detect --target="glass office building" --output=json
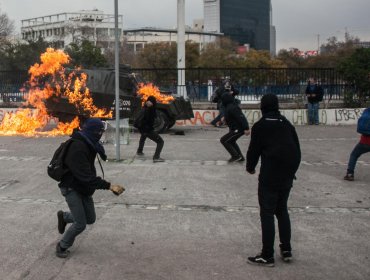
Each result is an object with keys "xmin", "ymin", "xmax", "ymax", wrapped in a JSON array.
[{"xmin": 204, "ymin": 0, "xmax": 274, "ymax": 52}]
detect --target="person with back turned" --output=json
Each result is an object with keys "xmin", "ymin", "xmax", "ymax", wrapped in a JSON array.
[{"xmin": 246, "ymin": 94, "xmax": 301, "ymax": 267}]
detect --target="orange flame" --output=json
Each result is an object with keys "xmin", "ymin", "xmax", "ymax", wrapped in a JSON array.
[
  {"xmin": 0, "ymin": 48, "xmax": 112, "ymax": 136},
  {"xmin": 137, "ymin": 83, "xmax": 174, "ymax": 105}
]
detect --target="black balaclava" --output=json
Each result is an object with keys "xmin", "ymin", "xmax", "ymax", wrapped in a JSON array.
[
  {"xmin": 79, "ymin": 118, "xmax": 107, "ymax": 160},
  {"xmin": 260, "ymin": 94, "xmax": 279, "ymax": 115},
  {"xmin": 146, "ymin": 96, "xmax": 157, "ymax": 108}
]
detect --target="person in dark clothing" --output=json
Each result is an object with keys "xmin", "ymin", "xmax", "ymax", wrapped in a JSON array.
[
  {"xmin": 210, "ymin": 78, "xmax": 240, "ymax": 127},
  {"xmin": 136, "ymin": 96, "xmax": 165, "ymax": 162},
  {"xmin": 246, "ymin": 94, "xmax": 301, "ymax": 267},
  {"xmin": 305, "ymin": 78, "xmax": 323, "ymax": 125},
  {"xmin": 220, "ymin": 93, "xmax": 250, "ymax": 162},
  {"xmin": 56, "ymin": 118, "xmax": 125, "ymax": 258}
]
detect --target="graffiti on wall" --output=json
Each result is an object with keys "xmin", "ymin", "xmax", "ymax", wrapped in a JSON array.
[
  {"xmin": 175, "ymin": 108, "xmax": 365, "ymax": 126},
  {"xmin": 335, "ymin": 108, "xmax": 364, "ymax": 122}
]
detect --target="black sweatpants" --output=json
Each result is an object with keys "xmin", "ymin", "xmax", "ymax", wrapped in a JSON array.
[
  {"xmin": 220, "ymin": 130, "xmax": 244, "ymax": 158},
  {"xmin": 137, "ymin": 130, "xmax": 164, "ymax": 159}
]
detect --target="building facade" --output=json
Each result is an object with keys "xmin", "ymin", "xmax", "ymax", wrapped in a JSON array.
[
  {"xmin": 204, "ymin": 0, "xmax": 275, "ymax": 54},
  {"xmin": 21, "ymin": 10, "xmax": 123, "ymax": 50},
  {"xmin": 124, "ymin": 25, "xmax": 223, "ymax": 53}
]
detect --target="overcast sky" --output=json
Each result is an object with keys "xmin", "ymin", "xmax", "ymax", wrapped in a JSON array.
[{"xmin": 1, "ymin": 0, "xmax": 370, "ymax": 51}]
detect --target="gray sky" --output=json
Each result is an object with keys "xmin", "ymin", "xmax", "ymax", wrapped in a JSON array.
[{"xmin": 1, "ymin": 0, "xmax": 370, "ymax": 51}]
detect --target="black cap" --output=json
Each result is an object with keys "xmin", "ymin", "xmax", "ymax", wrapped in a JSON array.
[{"xmin": 260, "ymin": 94, "xmax": 279, "ymax": 115}]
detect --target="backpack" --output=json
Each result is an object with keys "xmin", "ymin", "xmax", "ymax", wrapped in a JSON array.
[
  {"xmin": 133, "ymin": 109, "xmax": 145, "ymax": 129},
  {"xmin": 47, "ymin": 139, "xmax": 74, "ymax": 181},
  {"xmin": 357, "ymin": 108, "xmax": 370, "ymax": 135}
]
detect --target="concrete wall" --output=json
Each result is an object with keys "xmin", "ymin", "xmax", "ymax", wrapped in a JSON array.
[
  {"xmin": 0, "ymin": 107, "xmax": 365, "ymax": 127},
  {"xmin": 175, "ymin": 108, "xmax": 366, "ymax": 126}
]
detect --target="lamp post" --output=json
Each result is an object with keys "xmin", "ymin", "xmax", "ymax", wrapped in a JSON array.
[
  {"xmin": 114, "ymin": 0, "xmax": 120, "ymax": 160},
  {"xmin": 177, "ymin": 0, "xmax": 186, "ymax": 98}
]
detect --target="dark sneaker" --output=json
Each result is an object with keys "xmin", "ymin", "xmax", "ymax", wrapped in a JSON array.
[
  {"xmin": 153, "ymin": 157, "xmax": 165, "ymax": 163},
  {"xmin": 236, "ymin": 156, "xmax": 245, "ymax": 162},
  {"xmin": 228, "ymin": 156, "xmax": 243, "ymax": 163},
  {"xmin": 280, "ymin": 250, "xmax": 293, "ymax": 262},
  {"xmin": 247, "ymin": 255, "xmax": 275, "ymax": 267},
  {"xmin": 56, "ymin": 242, "xmax": 70, "ymax": 258},
  {"xmin": 57, "ymin": 211, "xmax": 66, "ymax": 234},
  {"xmin": 343, "ymin": 174, "xmax": 354, "ymax": 181},
  {"xmin": 136, "ymin": 152, "xmax": 144, "ymax": 156}
]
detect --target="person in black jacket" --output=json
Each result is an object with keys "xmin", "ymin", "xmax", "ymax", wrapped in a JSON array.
[
  {"xmin": 305, "ymin": 77, "xmax": 323, "ymax": 125},
  {"xmin": 56, "ymin": 118, "xmax": 124, "ymax": 258},
  {"xmin": 210, "ymin": 77, "xmax": 240, "ymax": 127},
  {"xmin": 246, "ymin": 94, "xmax": 301, "ymax": 267},
  {"xmin": 220, "ymin": 93, "xmax": 250, "ymax": 162},
  {"xmin": 136, "ymin": 96, "xmax": 165, "ymax": 162}
]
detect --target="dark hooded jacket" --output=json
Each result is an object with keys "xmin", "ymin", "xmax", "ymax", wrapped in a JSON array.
[
  {"xmin": 140, "ymin": 96, "xmax": 158, "ymax": 133},
  {"xmin": 59, "ymin": 119, "xmax": 110, "ymax": 196},
  {"xmin": 246, "ymin": 94, "xmax": 301, "ymax": 188},
  {"xmin": 222, "ymin": 94, "xmax": 249, "ymax": 132}
]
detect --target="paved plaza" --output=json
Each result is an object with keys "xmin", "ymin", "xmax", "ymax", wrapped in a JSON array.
[{"xmin": 0, "ymin": 124, "xmax": 369, "ymax": 280}]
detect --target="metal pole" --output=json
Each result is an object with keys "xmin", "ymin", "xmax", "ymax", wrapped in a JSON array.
[
  {"xmin": 177, "ymin": 0, "xmax": 186, "ymax": 98},
  {"xmin": 114, "ymin": 0, "xmax": 120, "ymax": 160}
]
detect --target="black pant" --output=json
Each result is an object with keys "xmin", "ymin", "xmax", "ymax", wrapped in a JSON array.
[
  {"xmin": 137, "ymin": 130, "xmax": 164, "ymax": 159},
  {"xmin": 258, "ymin": 184, "xmax": 292, "ymax": 258},
  {"xmin": 220, "ymin": 130, "xmax": 244, "ymax": 158}
]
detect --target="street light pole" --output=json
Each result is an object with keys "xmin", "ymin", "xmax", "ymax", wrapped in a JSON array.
[
  {"xmin": 177, "ymin": 0, "xmax": 186, "ymax": 98},
  {"xmin": 114, "ymin": 0, "xmax": 120, "ymax": 160}
]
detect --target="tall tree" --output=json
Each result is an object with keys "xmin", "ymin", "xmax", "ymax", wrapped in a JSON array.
[
  {"xmin": 338, "ymin": 48, "xmax": 370, "ymax": 106},
  {"xmin": 0, "ymin": 8, "xmax": 14, "ymax": 40},
  {"xmin": 65, "ymin": 40, "xmax": 107, "ymax": 68},
  {"xmin": 0, "ymin": 38, "xmax": 50, "ymax": 71}
]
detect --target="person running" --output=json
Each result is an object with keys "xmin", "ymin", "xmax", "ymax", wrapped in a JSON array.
[{"xmin": 56, "ymin": 118, "xmax": 124, "ymax": 258}]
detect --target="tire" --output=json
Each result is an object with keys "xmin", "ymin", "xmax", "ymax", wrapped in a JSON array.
[{"xmin": 153, "ymin": 110, "xmax": 169, "ymax": 133}]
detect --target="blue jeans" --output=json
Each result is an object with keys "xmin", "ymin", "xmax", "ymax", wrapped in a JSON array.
[
  {"xmin": 59, "ymin": 187, "xmax": 96, "ymax": 249},
  {"xmin": 347, "ymin": 143, "xmax": 370, "ymax": 174},
  {"xmin": 258, "ymin": 184, "xmax": 292, "ymax": 258},
  {"xmin": 307, "ymin": 102, "xmax": 319, "ymax": 124}
]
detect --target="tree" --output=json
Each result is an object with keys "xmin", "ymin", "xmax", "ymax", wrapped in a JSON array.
[
  {"xmin": 198, "ymin": 37, "xmax": 240, "ymax": 68},
  {"xmin": 277, "ymin": 49, "xmax": 305, "ymax": 68},
  {"xmin": 65, "ymin": 40, "xmax": 107, "ymax": 68},
  {"xmin": 338, "ymin": 48, "xmax": 370, "ymax": 106},
  {"xmin": 0, "ymin": 8, "xmax": 14, "ymax": 40},
  {"xmin": 0, "ymin": 38, "xmax": 50, "ymax": 71},
  {"xmin": 135, "ymin": 42, "xmax": 177, "ymax": 69}
]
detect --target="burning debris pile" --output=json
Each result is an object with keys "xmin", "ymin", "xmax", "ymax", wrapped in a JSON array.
[{"xmin": 0, "ymin": 48, "xmax": 112, "ymax": 136}]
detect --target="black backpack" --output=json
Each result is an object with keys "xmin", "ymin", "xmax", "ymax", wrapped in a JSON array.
[
  {"xmin": 47, "ymin": 139, "xmax": 74, "ymax": 181},
  {"xmin": 133, "ymin": 109, "xmax": 145, "ymax": 129}
]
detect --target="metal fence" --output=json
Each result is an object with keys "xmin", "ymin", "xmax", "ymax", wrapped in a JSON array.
[
  {"xmin": 133, "ymin": 67, "xmax": 350, "ymax": 102},
  {"xmin": 0, "ymin": 68, "xmax": 350, "ymax": 104}
]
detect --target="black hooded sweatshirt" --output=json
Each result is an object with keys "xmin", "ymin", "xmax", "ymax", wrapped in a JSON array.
[
  {"xmin": 222, "ymin": 94, "xmax": 249, "ymax": 132},
  {"xmin": 59, "ymin": 132, "xmax": 110, "ymax": 196},
  {"xmin": 246, "ymin": 94, "xmax": 301, "ymax": 188},
  {"xmin": 140, "ymin": 96, "xmax": 158, "ymax": 133}
]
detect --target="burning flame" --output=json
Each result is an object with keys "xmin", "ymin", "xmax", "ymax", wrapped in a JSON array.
[
  {"xmin": 137, "ymin": 83, "xmax": 174, "ymax": 105},
  {"xmin": 0, "ymin": 48, "xmax": 112, "ymax": 136}
]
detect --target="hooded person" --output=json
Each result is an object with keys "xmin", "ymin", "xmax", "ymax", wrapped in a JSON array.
[
  {"xmin": 136, "ymin": 96, "xmax": 165, "ymax": 162},
  {"xmin": 246, "ymin": 94, "xmax": 301, "ymax": 267},
  {"xmin": 219, "ymin": 93, "xmax": 250, "ymax": 162},
  {"xmin": 55, "ymin": 118, "xmax": 124, "ymax": 258}
]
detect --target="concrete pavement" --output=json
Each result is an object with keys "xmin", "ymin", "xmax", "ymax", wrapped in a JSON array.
[{"xmin": 0, "ymin": 125, "xmax": 369, "ymax": 280}]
